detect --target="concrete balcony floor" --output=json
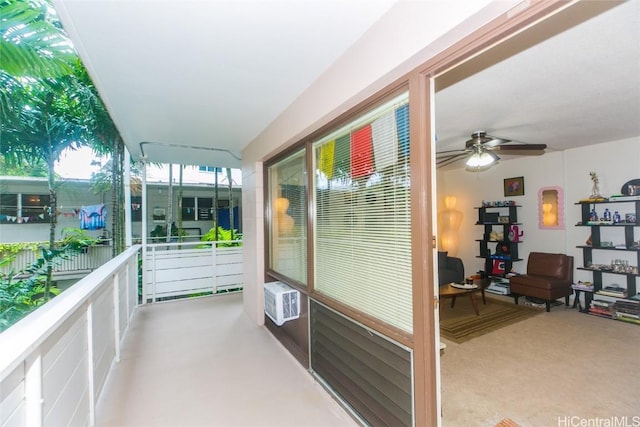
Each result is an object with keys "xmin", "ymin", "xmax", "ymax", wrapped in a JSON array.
[{"xmin": 96, "ymin": 293, "xmax": 357, "ymax": 427}]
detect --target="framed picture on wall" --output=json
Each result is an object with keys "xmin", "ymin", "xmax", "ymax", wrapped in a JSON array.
[{"xmin": 504, "ymin": 176, "xmax": 525, "ymax": 197}]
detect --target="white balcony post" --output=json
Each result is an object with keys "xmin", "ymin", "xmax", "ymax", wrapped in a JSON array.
[
  {"xmin": 87, "ymin": 302, "xmax": 96, "ymax": 426},
  {"xmin": 24, "ymin": 351, "xmax": 43, "ymax": 427},
  {"xmin": 113, "ymin": 273, "xmax": 121, "ymax": 363},
  {"xmin": 151, "ymin": 247, "xmax": 157, "ymax": 303},
  {"xmin": 142, "ymin": 160, "xmax": 148, "ymax": 304},
  {"xmin": 124, "ymin": 149, "xmax": 133, "ymax": 248}
]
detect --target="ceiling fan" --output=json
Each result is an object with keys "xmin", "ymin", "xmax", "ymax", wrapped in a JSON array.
[{"xmin": 436, "ymin": 131, "xmax": 547, "ymax": 169}]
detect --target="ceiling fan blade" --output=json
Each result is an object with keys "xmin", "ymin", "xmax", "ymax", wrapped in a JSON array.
[
  {"xmin": 436, "ymin": 152, "xmax": 469, "ymax": 167},
  {"xmin": 492, "ymin": 143, "xmax": 547, "ymax": 152},
  {"xmin": 482, "ymin": 137, "xmax": 511, "ymax": 147},
  {"xmin": 436, "ymin": 148, "xmax": 468, "ymax": 157}
]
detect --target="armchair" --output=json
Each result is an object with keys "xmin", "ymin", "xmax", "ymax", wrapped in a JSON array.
[
  {"xmin": 438, "ymin": 251, "xmax": 464, "ymax": 286},
  {"xmin": 509, "ymin": 252, "xmax": 574, "ymax": 312}
]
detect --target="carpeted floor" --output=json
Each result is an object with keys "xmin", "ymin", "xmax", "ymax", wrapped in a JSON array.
[
  {"xmin": 440, "ymin": 298, "xmax": 640, "ymax": 426},
  {"xmin": 440, "ymin": 295, "xmax": 542, "ymax": 343}
]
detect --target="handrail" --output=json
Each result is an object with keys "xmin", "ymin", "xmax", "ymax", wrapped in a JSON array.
[{"xmin": 0, "ymin": 245, "xmax": 140, "ymax": 381}]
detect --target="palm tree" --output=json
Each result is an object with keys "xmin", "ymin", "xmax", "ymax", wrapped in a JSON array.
[
  {"xmin": 1, "ymin": 0, "xmax": 124, "ymax": 299},
  {"xmin": 0, "ymin": 0, "xmax": 76, "ymax": 123},
  {"xmin": 1, "ymin": 75, "xmax": 91, "ymax": 298}
]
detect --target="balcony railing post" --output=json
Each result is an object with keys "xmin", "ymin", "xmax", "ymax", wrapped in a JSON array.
[
  {"xmin": 151, "ymin": 246, "xmax": 157, "ymax": 303},
  {"xmin": 113, "ymin": 273, "xmax": 121, "ymax": 363},
  {"xmin": 25, "ymin": 351, "xmax": 43, "ymax": 427},
  {"xmin": 87, "ymin": 302, "xmax": 96, "ymax": 426},
  {"xmin": 211, "ymin": 242, "xmax": 217, "ymax": 294}
]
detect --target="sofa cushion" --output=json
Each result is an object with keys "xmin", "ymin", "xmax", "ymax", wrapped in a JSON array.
[
  {"xmin": 526, "ymin": 252, "xmax": 571, "ymax": 279},
  {"xmin": 510, "ymin": 275, "xmax": 571, "ymax": 290},
  {"xmin": 438, "ymin": 251, "xmax": 448, "ymax": 267}
]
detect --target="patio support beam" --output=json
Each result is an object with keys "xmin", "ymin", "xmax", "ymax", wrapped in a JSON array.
[
  {"xmin": 87, "ymin": 302, "xmax": 96, "ymax": 426},
  {"xmin": 113, "ymin": 273, "xmax": 121, "ymax": 363},
  {"xmin": 141, "ymin": 160, "xmax": 148, "ymax": 304},
  {"xmin": 24, "ymin": 352, "xmax": 43, "ymax": 427},
  {"xmin": 124, "ymin": 149, "xmax": 132, "ymax": 248}
]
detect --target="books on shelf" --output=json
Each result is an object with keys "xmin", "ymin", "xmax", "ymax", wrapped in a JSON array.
[
  {"xmin": 597, "ymin": 286, "xmax": 628, "ymax": 298},
  {"xmin": 589, "ymin": 292, "xmax": 640, "ymax": 324},
  {"xmin": 572, "ymin": 282, "xmax": 594, "ymax": 291}
]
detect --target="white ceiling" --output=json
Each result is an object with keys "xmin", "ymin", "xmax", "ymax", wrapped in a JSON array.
[
  {"xmin": 54, "ymin": 0, "xmax": 398, "ymax": 167},
  {"xmin": 54, "ymin": 0, "xmax": 639, "ymax": 169},
  {"xmin": 434, "ymin": 0, "xmax": 640, "ymax": 168}
]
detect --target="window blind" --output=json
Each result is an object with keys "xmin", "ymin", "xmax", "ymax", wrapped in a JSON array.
[
  {"xmin": 313, "ymin": 92, "xmax": 412, "ymax": 333},
  {"xmin": 268, "ymin": 149, "xmax": 308, "ymax": 285}
]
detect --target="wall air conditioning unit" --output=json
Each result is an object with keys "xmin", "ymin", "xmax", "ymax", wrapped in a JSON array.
[{"xmin": 264, "ymin": 281, "xmax": 300, "ymax": 326}]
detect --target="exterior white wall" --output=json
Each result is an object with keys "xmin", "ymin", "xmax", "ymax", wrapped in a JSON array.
[
  {"xmin": 439, "ymin": 137, "xmax": 640, "ymax": 288},
  {"xmin": 240, "ymin": 1, "xmax": 522, "ymax": 324},
  {"xmin": 0, "ymin": 179, "xmax": 104, "ymax": 243},
  {"xmin": 0, "ymin": 178, "xmax": 241, "ymax": 243}
]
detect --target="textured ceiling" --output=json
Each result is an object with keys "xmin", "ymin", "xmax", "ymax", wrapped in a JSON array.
[
  {"xmin": 54, "ymin": 0, "xmax": 639, "ymax": 169},
  {"xmin": 434, "ymin": 0, "xmax": 640, "ymax": 168}
]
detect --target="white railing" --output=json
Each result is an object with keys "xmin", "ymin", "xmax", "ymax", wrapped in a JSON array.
[
  {"xmin": 0, "ymin": 244, "xmax": 114, "ymax": 278},
  {"xmin": 143, "ymin": 240, "xmax": 243, "ymax": 302},
  {"xmin": 0, "ymin": 246, "xmax": 140, "ymax": 427}
]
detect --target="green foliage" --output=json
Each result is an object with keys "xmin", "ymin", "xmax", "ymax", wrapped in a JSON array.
[
  {"xmin": 0, "ymin": 254, "xmax": 63, "ymax": 333},
  {"xmin": 149, "ymin": 223, "xmax": 188, "ymax": 242},
  {"xmin": 0, "ymin": 229, "xmax": 98, "ymax": 332},
  {"xmin": 200, "ymin": 226, "xmax": 242, "ymax": 247},
  {"xmin": 0, "ymin": 155, "xmax": 48, "ymax": 176},
  {"xmin": 0, "ymin": 0, "xmax": 76, "ymax": 80},
  {"xmin": 0, "ymin": 241, "xmax": 40, "ymax": 260},
  {"xmin": 59, "ymin": 227, "xmax": 99, "ymax": 249}
]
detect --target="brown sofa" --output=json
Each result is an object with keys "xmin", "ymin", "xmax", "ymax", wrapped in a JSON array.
[{"xmin": 509, "ymin": 252, "xmax": 574, "ymax": 312}]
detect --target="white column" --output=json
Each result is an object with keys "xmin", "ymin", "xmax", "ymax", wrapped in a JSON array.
[
  {"xmin": 86, "ymin": 303, "xmax": 96, "ymax": 426},
  {"xmin": 142, "ymin": 161, "xmax": 148, "ymax": 304},
  {"xmin": 25, "ymin": 351, "xmax": 43, "ymax": 427},
  {"xmin": 124, "ymin": 149, "xmax": 133, "ymax": 247},
  {"xmin": 113, "ymin": 273, "xmax": 121, "ymax": 363}
]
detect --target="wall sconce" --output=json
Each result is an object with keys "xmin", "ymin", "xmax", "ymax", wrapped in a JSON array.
[
  {"xmin": 538, "ymin": 186, "xmax": 564, "ymax": 229},
  {"xmin": 438, "ymin": 195, "xmax": 463, "ymax": 256}
]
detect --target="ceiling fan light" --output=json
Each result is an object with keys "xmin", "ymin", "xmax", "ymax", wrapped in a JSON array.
[
  {"xmin": 466, "ymin": 151, "xmax": 498, "ymax": 168},
  {"xmin": 466, "ymin": 154, "xmax": 482, "ymax": 167}
]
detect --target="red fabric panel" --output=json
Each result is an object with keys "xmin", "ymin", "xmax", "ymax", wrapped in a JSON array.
[{"xmin": 350, "ymin": 125, "xmax": 373, "ymax": 179}]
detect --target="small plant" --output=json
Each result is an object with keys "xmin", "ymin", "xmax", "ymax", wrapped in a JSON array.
[
  {"xmin": 200, "ymin": 226, "xmax": 242, "ymax": 247},
  {"xmin": 149, "ymin": 222, "xmax": 188, "ymax": 242},
  {"xmin": 59, "ymin": 228, "xmax": 99, "ymax": 250}
]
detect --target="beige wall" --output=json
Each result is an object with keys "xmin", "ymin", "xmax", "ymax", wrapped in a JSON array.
[
  {"xmin": 240, "ymin": 1, "xmax": 521, "ymax": 324},
  {"xmin": 438, "ymin": 137, "xmax": 640, "ymax": 287}
]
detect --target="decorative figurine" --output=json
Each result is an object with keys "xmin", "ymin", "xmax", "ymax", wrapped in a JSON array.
[
  {"xmin": 589, "ymin": 171, "xmax": 602, "ymax": 198},
  {"xmin": 508, "ymin": 225, "xmax": 524, "ymax": 243}
]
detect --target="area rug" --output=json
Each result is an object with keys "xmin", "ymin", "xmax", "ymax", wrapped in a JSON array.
[
  {"xmin": 494, "ymin": 418, "xmax": 521, "ymax": 427},
  {"xmin": 440, "ymin": 296, "xmax": 541, "ymax": 344}
]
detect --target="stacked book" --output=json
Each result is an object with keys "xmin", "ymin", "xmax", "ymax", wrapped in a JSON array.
[
  {"xmin": 598, "ymin": 285, "xmax": 628, "ymax": 298},
  {"xmin": 572, "ymin": 281, "xmax": 594, "ymax": 292},
  {"xmin": 589, "ymin": 286, "xmax": 628, "ymax": 319},
  {"xmin": 613, "ymin": 294, "xmax": 640, "ymax": 325}
]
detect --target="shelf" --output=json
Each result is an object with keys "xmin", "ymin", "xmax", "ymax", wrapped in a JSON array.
[
  {"xmin": 477, "ymin": 239, "xmax": 525, "ymax": 243},
  {"xmin": 476, "ymin": 222, "xmax": 522, "ymax": 226},
  {"xmin": 576, "ymin": 245, "xmax": 640, "ymax": 252},
  {"xmin": 475, "ymin": 205, "xmax": 522, "ymax": 209},
  {"xmin": 575, "ymin": 223, "xmax": 638, "ymax": 227},
  {"xmin": 575, "ymin": 198, "xmax": 639, "ymax": 316},
  {"xmin": 576, "ymin": 199, "xmax": 640, "ymax": 205},
  {"xmin": 577, "ymin": 267, "xmax": 639, "ymax": 278},
  {"xmin": 477, "ymin": 256, "xmax": 522, "ymax": 261}
]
